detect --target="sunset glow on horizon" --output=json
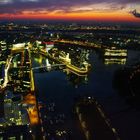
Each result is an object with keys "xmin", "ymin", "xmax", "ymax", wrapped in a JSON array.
[{"xmin": 0, "ymin": 0, "xmax": 140, "ymax": 22}]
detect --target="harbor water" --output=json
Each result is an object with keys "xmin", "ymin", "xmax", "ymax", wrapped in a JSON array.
[{"xmin": 32, "ymin": 47, "xmax": 140, "ymax": 140}]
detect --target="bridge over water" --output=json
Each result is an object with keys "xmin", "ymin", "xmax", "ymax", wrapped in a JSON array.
[{"xmin": 32, "ymin": 64, "xmax": 66, "ymax": 70}]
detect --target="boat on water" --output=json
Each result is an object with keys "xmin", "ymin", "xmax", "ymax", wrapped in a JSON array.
[{"xmin": 74, "ymin": 96, "xmax": 120, "ymax": 140}]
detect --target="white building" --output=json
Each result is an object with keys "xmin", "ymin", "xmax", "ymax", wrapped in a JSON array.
[
  {"xmin": 12, "ymin": 43, "xmax": 26, "ymax": 51},
  {"xmin": 0, "ymin": 41, "xmax": 7, "ymax": 51}
]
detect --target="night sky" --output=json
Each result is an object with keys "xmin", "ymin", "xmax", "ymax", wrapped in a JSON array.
[{"xmin": 0, "ymin": 0, "xmax": 140, "ymax": 22}]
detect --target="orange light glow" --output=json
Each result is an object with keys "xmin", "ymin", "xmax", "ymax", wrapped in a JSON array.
[
  {"xmin": 0, "ymin": 10, "xmax": 140, "ymax": 22},
  {"xmin": 23, "ymin": 94, "xmax": 39, "ymax": 125}
]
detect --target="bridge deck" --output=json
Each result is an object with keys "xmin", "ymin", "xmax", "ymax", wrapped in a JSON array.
[{"xmin": 32, "ymin": 64, "xmax": 66, "ymax": 70}]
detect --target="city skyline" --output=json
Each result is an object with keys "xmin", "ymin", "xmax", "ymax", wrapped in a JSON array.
[
  {"xmin": 0, "ymin": 0, "xmax": 140, "ymax": 22},
  {"xmin": 0, "ymin": 11, "xmax": 140, "ymax": 139}
]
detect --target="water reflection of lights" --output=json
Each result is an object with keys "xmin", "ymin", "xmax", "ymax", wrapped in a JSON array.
[
  {"xmin": 64, "ymin": 69, "xmax": 88, "ymax": 88},
  {"xmin": 23, "ymin": 94, "xmax": 39, "ymax": 125},
  {"xmin": 104, "ymin": 58, "xmax": 126, "ymax": 65},
  {"xmin": 56, "ymin": 130, "xmax": 67, "ymax": 137},
  {"xmin": 104, "ymin": 48, "xmax": 127, "ymax": 57},
  {"xmin": 64, "ymin": 68, "xmax": 88, "ymax": 77}
]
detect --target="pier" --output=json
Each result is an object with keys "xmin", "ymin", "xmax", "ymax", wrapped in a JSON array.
[{"xmin": 31, "ymin": 48, "xmax": 90, "ymax": 75}]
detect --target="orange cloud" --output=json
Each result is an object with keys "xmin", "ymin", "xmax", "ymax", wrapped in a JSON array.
[{"xmin": 0, "ymin": 9, "xmax": 140, "ymax": 22}]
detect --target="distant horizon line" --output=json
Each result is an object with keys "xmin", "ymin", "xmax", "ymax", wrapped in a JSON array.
[
  {"xmin": 1, "ymin": 19, "xmax": 140, "ymax": 26},
  {"xmin": 1, "ymin": 18, "xmax": 140, "ymax": 22}
]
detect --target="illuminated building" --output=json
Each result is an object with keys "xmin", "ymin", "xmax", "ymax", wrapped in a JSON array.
[
  {"xmin": 0, "ymin": 64, "xmax": 5, "ymax": 85},
  {"xmin": 0, "ymin": 125, "xmax": 32, "ymax": 140},
  {"xmin": 46, "ymin": 58, "xmax": 52, "ymax": 71},
  {"xmin": 42, "ymin": 41, "xmax": 54, "ymax": 53},
  {"xmin": 59, "ymin": 51, "xmax": 71, "ymax": 64},
  {"xmin": 36, "ymin": 40, "xmax": 43, "ymax": 49},
  {"xmin": 4, "ymin": 90, "xmax": 29, "ymax": 126},
  {"xmin": 0, "ymin": 41, "xmax": 7, "ymax": 51},
  {"xmin": 0, "ymin": 89, "xmax": 31, "ymax": 139},
  {"xmin": 12, "ymin": 43, "xmax": 26, "ymax": 51}
]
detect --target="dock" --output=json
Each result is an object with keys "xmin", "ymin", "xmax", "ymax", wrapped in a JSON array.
[{"xmin": 31, "ymin": 49, "xmax": 90, "ymax": 75}]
